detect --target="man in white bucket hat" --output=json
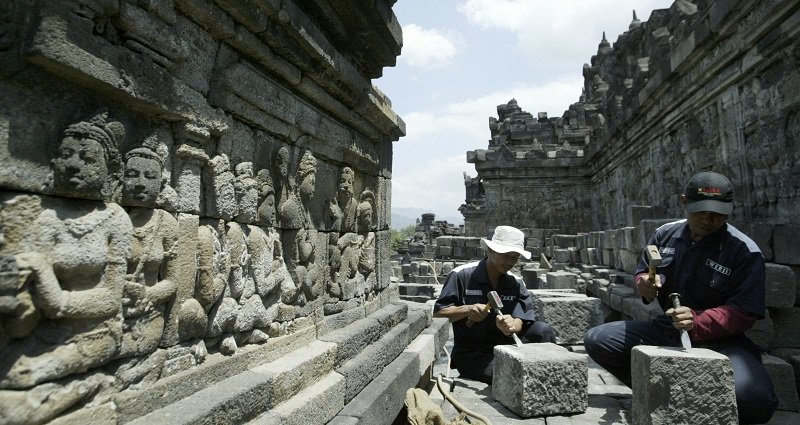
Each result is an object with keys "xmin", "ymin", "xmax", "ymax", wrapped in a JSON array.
[{"xmin": 434, "ymin": 225, "xmax": 556, "ymax": 384}]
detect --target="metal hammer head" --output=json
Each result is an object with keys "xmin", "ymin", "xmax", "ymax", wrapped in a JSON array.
[
  {"xmin": 645, "ymin": 245, "xmax": 662, "ymax": 267},
  {"xmin": 487, "ymin": 291, "xmax": 504, "ymax": 311}
]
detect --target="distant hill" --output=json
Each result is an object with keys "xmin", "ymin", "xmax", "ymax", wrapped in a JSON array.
[{"xmin": 391, "ymin": 207, "xmax": 463, "ymax": 230}]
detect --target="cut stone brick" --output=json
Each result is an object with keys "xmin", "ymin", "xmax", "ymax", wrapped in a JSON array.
[
  {"xmin": 765, "ymin": 263, "xmax": 797, "ymax": 309},
  {"xmin": 762, "ymin": 353, "xmax": 800, "ymax": 412},
  {"xmin": 492, "ymin": 343, "xmax": 588, "ymax": 417},
  {"xmin": 542, "ymin": 271, "xmax": 578, "ymax": 290},
  {"xmin": 631, "ymin": 346, "xmax": 737, "ymax": 425},
  {"xmin": 532, "ymin": 291, "xmax": 602, "ymax": 344}
]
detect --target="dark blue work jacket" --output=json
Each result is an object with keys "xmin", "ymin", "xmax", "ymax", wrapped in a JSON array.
[{"xmin": 635, "ymin": 220, "xmax": 766, "ymax": 319}]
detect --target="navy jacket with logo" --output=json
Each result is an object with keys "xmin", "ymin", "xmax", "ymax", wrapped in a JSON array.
[
  {"xmin": 433, "ymin": 258, "xmax": 535, "ymax": 369},
  {"xmin": 636, "ymin": 220, "xmax": 766, "ymax": 320}
]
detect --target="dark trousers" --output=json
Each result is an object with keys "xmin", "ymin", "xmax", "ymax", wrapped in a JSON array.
[
  {"xmin": 456, "ymin": 320, "xmax": 557, "ymax": 385},
  {"xmin": 584, "ymin": 318, "xmax": 779, "ymax": 424}
]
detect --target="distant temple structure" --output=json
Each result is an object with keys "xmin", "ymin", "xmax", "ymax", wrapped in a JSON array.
[{"xmin": 461, "ymin": 2, "xmax": 800, "ymax": 252}]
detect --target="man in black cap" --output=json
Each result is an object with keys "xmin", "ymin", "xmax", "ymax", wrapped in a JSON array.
[
  {"xmin": 434, "ymin": 225, "xmax": 556, "ymax": 384},
  {"xmin": 584, "ymin": 171, "xmax": 778, "ymax": 424}
]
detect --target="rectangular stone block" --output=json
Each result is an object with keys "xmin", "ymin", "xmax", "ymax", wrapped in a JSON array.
[
  {"xmin": 770, "ymin": 307, "xmax": 800, "ymax": 348},
  {"xmin": 774, "ymin": 224, "xmax": 800, "ymax": 265},
  {"xmin": 543, "ymin": 271, "xmax": 578, "ymax": 290},
  {"xmin": 492, "ymin": 344, "xmax": 588, "ymax": 417},
  {"xmin": 521, "ymin": 268, "xmax": 546, "ymax": 289},
  {"xmin": 631, "ymin": 346, "xmax": 737, "ymax": 425},
  {"xmin": 762, "ymin": 353, "xmax": 800, "ymax": 411},
  {"xmin": 765, "ymin": 263, "xmax": 797, "ymax": 308},
  {"xmin": 532, "ymin": 292, "xmax": 602, "ymax": 344},
  {"xmin": 552, "ymin": 248, "xmax": 571, "ymax": 263}
]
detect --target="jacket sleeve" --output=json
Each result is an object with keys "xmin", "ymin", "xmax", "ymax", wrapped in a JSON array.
[
  {"xmin": 690, "ymin": 305, "xmax": 758, "ymax": 341},
  {"xmin": 434, "ymin": 269, "xmax": 462, "ymax": 314}
]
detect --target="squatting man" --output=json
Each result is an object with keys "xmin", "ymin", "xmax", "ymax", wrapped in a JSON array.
[
  {"xmin": 585, "ymin": 171, "xmax": 778, "ymax": 425},
  {"xmin": 433, "ymin": 225, "xmax": 556, "ymax": 384}
]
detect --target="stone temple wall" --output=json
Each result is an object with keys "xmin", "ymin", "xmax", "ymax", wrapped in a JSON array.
[
  {"xmin": 0, "ymin": 1, "xmax": 404, "ymax": 422},
  {"xmin": 463, "ymin": 0, "xmax": 800, "ymax": 254}
]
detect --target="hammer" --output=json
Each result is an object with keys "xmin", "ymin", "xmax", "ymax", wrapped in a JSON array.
[
  {"xmin": 465, "ymin": 303, "xmax": 492, "ymax": 327},
  {"xmin": 488, "ymin": 291, "xmax": 523, "ymax": 347},
  {"xmin": 645, "ymin": 245, "xmax": 662, "ymax": 282}
]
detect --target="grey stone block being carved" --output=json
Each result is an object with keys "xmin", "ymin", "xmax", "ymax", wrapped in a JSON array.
[
  {"xmin": 492, "ymin": 343, "xmax": 588, "ymax": 417},
  {"xmin": 631, "ymin": 346, "xmax": 737, "ymax": 425}
]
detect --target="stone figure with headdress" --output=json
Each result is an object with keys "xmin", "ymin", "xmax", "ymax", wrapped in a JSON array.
[
  {"xmin": 0, "ymin": 111, "xmax": 132, "ymax": 393},
  {"xmin": 118, "ymin": 138, "xmax": 181, "ymax": 359}
]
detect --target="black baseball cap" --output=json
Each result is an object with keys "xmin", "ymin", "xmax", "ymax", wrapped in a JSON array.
[{"xmin": 684, "ymin": 171, "xmax": 734, "ymax": 215}]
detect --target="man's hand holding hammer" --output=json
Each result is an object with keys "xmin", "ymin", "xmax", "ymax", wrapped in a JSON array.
[{"xmin": 635, "ymin": 245, "xmax": 663, "ymax": 303}]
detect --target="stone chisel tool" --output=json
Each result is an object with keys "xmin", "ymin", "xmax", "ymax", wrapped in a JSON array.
[
  {"xmin": 488, "ymin": 291, "xmax": 523, "ymax": 347},
  {"xmin": 669, "ymin": 293, "xmax": 692, "ymax": 350}
]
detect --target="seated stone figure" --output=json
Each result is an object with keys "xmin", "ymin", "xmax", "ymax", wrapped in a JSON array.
[
  {"xmin": 119, "ymin": 142, "xmax": 179, "ymax": 357},
  {"xmin": 0, "ymin": 111, "xmax": 132, "ymax": 389}
]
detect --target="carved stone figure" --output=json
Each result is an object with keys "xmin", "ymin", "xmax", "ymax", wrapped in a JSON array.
[
  {"xmin": 356, "ymin": 191, "xmax": 376, "ymax": 294},
  {"xmin": 274, "ymin": 146, "xmax": 302, "ymax": 229},
  {"xmin": 327, "ymin": 166, "xmax": 358, "ymax": 232},
  {"xmin": 280, "ymin": 150, "xmax": 324, "ymax": 306},
  {"xmin": 234, "ymin": 162, "xmax": 259, "ymax": 223},
  {"xmin": 0, "ymin": 112, "xmax": 132, "ymax": 389},
  {"xmin": 119, "ymin": 144, "xmax": 179, "ymax": 357},
  {"xmin": 207, "ymin": 153, "xmax": 237, "ymax": 221},
  {"xmin": 195, "ymin": 222, "xmax": 229, "ymax": 313}
]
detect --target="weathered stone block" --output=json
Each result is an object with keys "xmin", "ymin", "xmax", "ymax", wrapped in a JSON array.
[
  {"xmin": 762, "ymin": 353, "xmax": 800, "ymax": 411},
  {"xmin": 492, "ymin": 343, "xmax": 588, "ymax": 417},
  {"xmin": 542, "ymin": 271, "xmax": 578, "ymax": 290},
  {"xmin": 765, "ymin": 263, "xmax": 797, "ymax": 309},
  {"xmin": 774, "ymin": 225, "xmax": 800, "ymax": 265},
  {"xmin": 532, "ymin": 292, "xmax": 602, "ymax": 344},
  {"xmin": 631, "ymin": 346, "xmax": 737, "ymax": 425},
  {"xmin": 770, "ymin": 307, "xmax": 800, "ymax": 348},
  {"xmin": 617, "ymin": 248, "xmax": 639, "ymax": 274},
  {"xmin": 553, "ymin": 248, "xmax": 571, "ymax": 263},
  {"xmin": 437, "ymin": 245, "xmax": 452, "ymax": 257},
  {"xmin": 745, "ymin": 310, "xmax": 774, "ymax": 350}
]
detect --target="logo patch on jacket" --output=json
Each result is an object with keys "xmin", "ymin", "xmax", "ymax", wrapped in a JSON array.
[
  {"xmin": 465, "ymin": 289, "xmax": 482, "ymax": 296},
  {"xmin": 705, "ymin": 259, "xmax": 731, "ymax": 276},
  {"xmin": 660, "ymin": 247, "xmax": 675, "ymax": 255}
]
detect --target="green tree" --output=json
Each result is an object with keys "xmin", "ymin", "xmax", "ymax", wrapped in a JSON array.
[{"xmin": 390, "ymin": 224, "xmax": 416, "ymax": 252}]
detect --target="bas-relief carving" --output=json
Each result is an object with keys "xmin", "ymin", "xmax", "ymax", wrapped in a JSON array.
[
  {"xmin": 327, "ymin": 166, "xmax": 358, "ymax": 233},
  {"xmin": 0, "ymin": 112, "xmax": 385, "ymax": 420},
  {"xmin": 280, "ymin": 150, "xmax": 325, "ymax": 308},
  {"xmin": 119, "ymin": 143, "xmax": 179, "ymax": 358},
  {"xmin": 0, "ymin": 112, "xmax": 132, "ymax": 390}
]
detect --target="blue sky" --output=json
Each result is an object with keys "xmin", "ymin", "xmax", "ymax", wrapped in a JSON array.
[{"xmin": 376, "ymin": 0, "xmax": 671, "ymax": 224}]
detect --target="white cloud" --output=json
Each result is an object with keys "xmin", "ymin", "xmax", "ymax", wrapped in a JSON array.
[
  {"xmin": 400, "ymin": 24, "xmax": 463, "ymax": 69},
  {"xmin": 391, "ymin": 153, "xmax": 471, "ymax": 221},
  {"xmin": 392, "ymin": 75, "xmax": 584, "ymax": 217},
  {"xmin": 458, "ymin": 0, "xmax": 672, "ymax": 68}
]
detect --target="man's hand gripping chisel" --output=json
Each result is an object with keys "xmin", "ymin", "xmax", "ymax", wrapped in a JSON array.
[
  {"xmin": 488, "ymin": 291, "xmax": 523, "ymax": 347},
  {"xmin": 669, "ymin": 293, "xmax": 692, "ymax": 350}
]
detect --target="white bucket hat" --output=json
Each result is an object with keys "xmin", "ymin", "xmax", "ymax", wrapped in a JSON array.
[{"xmin": 480, "ymin": 225, "xmax": 531, "ymax": 260}]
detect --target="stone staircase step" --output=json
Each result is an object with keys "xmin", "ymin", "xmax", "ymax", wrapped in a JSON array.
[
  {"xmin": 319, "ymin": 302, "xmax": 407, "ymax": 367},
  {"xmin": 126, "ymin": 339, "xmax": 337, "ymax": 425},
  {"xmin": 336, "ymin": 304, "xmax": 429, "ymax": 402},
  {"xmin": 246, "ymin": 371, "xmax": 346, "ymax": 425}
]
